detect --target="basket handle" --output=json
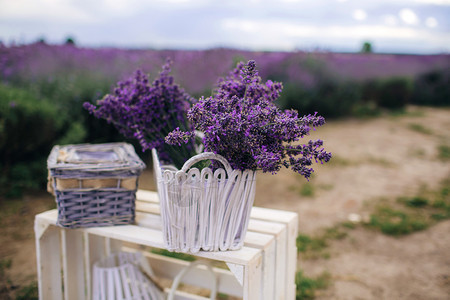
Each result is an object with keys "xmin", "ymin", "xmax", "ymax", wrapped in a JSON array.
[
  {"xmin": 181, "ymin": 152, "xmax": 232, "ymax": 174},
  {"xmin": 167, "ymin": 261, "xmax": 217, "ymax": 300}
]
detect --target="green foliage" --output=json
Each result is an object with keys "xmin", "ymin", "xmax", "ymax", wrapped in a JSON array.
[
  {"xmin": 351, "ymin": 100, "xmax": 381, "ymax": 118},
  {"xmin": 368, "ymin": 206, "xmax": 428, "ymax": 235},
  {"xmin": 437, "ymin": 144, "xmax": 450, "ymax": 161},
  {"xmin": 277, "ymin": 73, "xmax": 415, "ymax": 119},
  {"xmin": 150, "ymin": 248, "xmax": 196, "ymax": 262},
  {"xmin": 377, "ymin": 77, "xmax": 413, "ymax": 109},
  {"xmin": 297, "ymin": 234, "xmax": 327, "ymax": 253},
  {"xmin": 361, "ymin": 77, "xmax": 413, "ymax": 110},
  {"xmin": 65, "ymin": 36, "xmax": 76, "ymax": 45},
  {"xmin": 0, "ymin": 84, "xmax": 86, "ymax": 197},
  {"xmin": 297, "ymin": 225, "xmax": 348, "ymax": 259},
  {"xmin": 0, "ymin": 257, "xmax": 37, "ymax": 300},
  {"xmin": 278, "ymin": 79, "xmax": 361, "ymax": 119},
  {"xmin": 411, "ymin": 68, "xmax": 450, "ymax": 106},
  {"xmin": 398, "ymin": 196, "xmax": 429, "ymax": 208},
  {"xmin": 361, "ymin": 41, "xmax": 373, "ymax": 53},
  {"xmin": 15, "ymin": 282, "xmax": 38, "ymax": 300},
  {"xmin": 367, "ymin": 179, "xmax": 450, "ymax": 235},
  {"xmin": 407, "ymin": 123, "xmax": 433, "ymax": 135},
  {"xmin": 430, "ymin": 181, "xmax": 450, "ymax": 220},
  {"xmin": 296, "ymin": 270, "xmax": 331, "ymax": 299},
  {"xmin": 300, "ymin": 183, "xmax": 315, "ymax": 197}
]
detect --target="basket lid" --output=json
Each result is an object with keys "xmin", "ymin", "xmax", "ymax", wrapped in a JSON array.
[{"xmin": 47, "ymin": 142, "xmax": 146, "ymax": 173}]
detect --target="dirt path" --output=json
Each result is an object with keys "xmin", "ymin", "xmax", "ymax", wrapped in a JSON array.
[
  {"xmin": 254, "ymin": 106, "xmax": 450, "ymax": 299},
  {"xmin": 1, "ymin": 106, "xmax": 449, "ymax": 299}
]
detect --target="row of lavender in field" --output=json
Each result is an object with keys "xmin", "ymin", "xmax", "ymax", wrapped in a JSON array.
[
  {"xmin": 1, "ymin": 42, "xmax": 448, "ymax": 96},
  {"xmin": 0, "ymin": 42, "xmax": 448, "ymax": 197}
]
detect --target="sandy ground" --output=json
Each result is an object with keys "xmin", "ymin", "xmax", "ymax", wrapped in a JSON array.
[{"xmin": 1, "ymin": 106, "xmax": 449, "ymax": 299}]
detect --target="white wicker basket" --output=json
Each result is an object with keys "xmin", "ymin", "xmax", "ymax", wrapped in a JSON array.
[
  {"xmin": 92, "ymin": 251, "xmax": 164, "ymax": 300},
  {"xmin": 152, "ymin": 149, "xmax": 257, "ymax": 253}
]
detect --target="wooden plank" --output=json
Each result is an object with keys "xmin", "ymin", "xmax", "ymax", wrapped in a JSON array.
[
  {"xmin": 140, "ymin": 251, "xmax": 243, "ymax": 298},
  {"xmin": 248, "ymin": 219, "xmax": 287, "ymax": 299},
  {"xmin": 105, "ymin": 237, "xmax": 123, "ymax": 256},
  {"xmin": 136, "ymin": 189, "xmax": 159, "ymax": 202},
  {"xmin": 240, "ymin": 231, "xmax": 276, "ymax": 300},
  {"xmin": 286, "ymin": 214, "xmax": 298, "ymax": 300},
  {"xmin": 84, "ymin": 233, "xmax": 106, "ymax": 300},
  {"xmin": 37, "ymin": 210, "xmax": 262, "ymax": 265},
  {"xmin": 136, "ymin": 201, "xmax": 161, "ymax": 214},
  {"xmin": 135, "ymin": 211, "xmax": 162, "ymax": 230},
  {"xmin": 35, "ymin": 217, "xmax": 63, "ymax": 300},
  {"xmin": 250, "ymin": 206, "xmax": 298, "ymax": 223},
  {"xmin": 249, "ymin": 207, "xmax": 299, "ymax": 299},
  {"xmin": 163, "ymin": 288, "xmax": 211, "ymax": 300},
  {"xmin": 61, "ymin": 229, "xmax": 86, "ymax": 300},
  {"xmin": 243, "ymin": 253, "xmax": 263, "ymax": 300},
  {"xmin": 86, "ymin": 224, "xmax": 261, "ymax": 265}
]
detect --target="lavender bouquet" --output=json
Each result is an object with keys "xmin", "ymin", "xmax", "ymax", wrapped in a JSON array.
[
  {"xmin": 166, "ymin": 60, "xmax": 331, "ymax": 180},
  {"xmin": 84, "ymin": 59, "xmax": 331, "ymax": 252},
  {"xmin": 83, "ymin": 60, "xmax": 197, "ymax": 169}
]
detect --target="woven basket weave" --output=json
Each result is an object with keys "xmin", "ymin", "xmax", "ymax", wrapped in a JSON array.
[
  {"xmin": 47, "ymin": 143, "xmax": 146, "ymax": 228},
  {"xmin": 152, "ymin": 149, "xmax": 257, "ymax": 253}
]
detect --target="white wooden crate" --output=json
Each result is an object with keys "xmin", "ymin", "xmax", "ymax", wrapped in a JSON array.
[{"xmin": 34, "ymin": 189, "xmax": 298, "ymax": 300}]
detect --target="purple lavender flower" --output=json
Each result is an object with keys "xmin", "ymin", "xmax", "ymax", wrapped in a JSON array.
[
  {"xmin": 166, "ymin": 60, "xmax": 331, "ymax": 179},
  {"xmin": 84, "ymin": 59, "xmax": 196, "ymax": 168},
  {"xmin": 165, "ymin": 127, "xmax": 195, "ymax": 146}
]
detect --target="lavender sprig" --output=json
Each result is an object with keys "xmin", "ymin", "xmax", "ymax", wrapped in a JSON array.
[
  {"xmin": 84, "ymin": 60, "xmax": 196, "ymax": 169},
  {"xmin": 166, "ymin": 60, "xmax": 331, "ymax": 179}
]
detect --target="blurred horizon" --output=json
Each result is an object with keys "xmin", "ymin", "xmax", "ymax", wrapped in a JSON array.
[{"xmin": 1, "ymin": 0, "xmax": 449, "ymax": 55}]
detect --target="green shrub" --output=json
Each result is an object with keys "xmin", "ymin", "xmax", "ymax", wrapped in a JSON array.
[
  {"xmin": 398, "ymin": 196, "xmax": 429, "ymax": 208},
  {"xmin": 0, "ymin": 84, "xmax": 86, "ymax": 197},
  {"xmin": 368, "ymin": 206, "xmax": 428, "ymax": 235},
  {"xmin": 437, "ymin": 144, "xmax": 450, "ymax": 161},
  {"xmin": 300, "ymin": 183, "xmax": 315, "ymax": 197},
  {"xmin": 362, "ymin": 77, "xmax": 413, "ymax": 110},
  {"xmin": 411, "ymin": 69, "xmax": 450, "ymax": 106},
  {"xmin": 407, "ymin": 123, "xmax": 433, "ymax": 135},
  {"xmin": 296, "ymin": 270, "xmax": 331, "ymax": 299},
  {"xmin": 277, "ymin": 79, "xmax": 361, "ymax": 119}
]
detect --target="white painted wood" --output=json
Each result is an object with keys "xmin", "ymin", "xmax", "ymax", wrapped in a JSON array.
[
  {"xmin": 136, "ymin": 201, "xmax": 161, "ymax": 215},
  {"xmin": 226, "ymin": 263, "xmax": 244, "ymax": 286},
  {"xmin": 105, "ymin": 238, "xmax": 123, "ymax": 256},
  {"xmin": 135, "ymin": 211, "xmax": 163, "ymax": 229},
  {"xmin": 168, "ymin": 261, "xmax": 217, "ymax": 300},
  {"xmin": 35, "ymin": 217, "xmax": 63, "ymax": 300},
  {"xmin": 131, "ymin": 250, "xmax": 243, "ymax": 298},
  {"xmin": 34, "ymin": 189, "xmax": 298, "ymax": 300},
  {"xmin": 248, "ymin": 219, "xmax": 287, "ymax": 299},
  {"xmin": 85, "ymin": 233, "xmax": 106, "ymax": 300},
  {"xmin": 236, "ymin": 230, "xmax": 276, "ymax": 300},
  {"xmin": 243, "ymin": 253, "xmax": 263, "ymax": 300},
  {"xmin": 136, "ymin": 189, "xmax": 159, "ymax": 202},
  {"xmin": 163, "ymin": 288, "xmax": 211, "ymax": 300},
  {"xmin": 62, "ymin": 228, "xmax": 86, "ymax": 300},
  {"xmin": 249, "ymin": 207, "xmax": 299, "ymax": 299},
  {"xmin": 286, "ymin": 215, "xmax": 299, "ymax": 300}
]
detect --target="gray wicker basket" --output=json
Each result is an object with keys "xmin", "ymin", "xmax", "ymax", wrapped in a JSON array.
[{"xmin": 47, "ymin": 143, "xmax": 146, "ymax": 228}]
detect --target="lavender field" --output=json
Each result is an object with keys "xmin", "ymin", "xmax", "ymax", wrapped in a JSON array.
[
  {"xmin": 1, "ymin": 42, "xmax": 449, "ymax": 299},
  {"xmin": 2, "ymin": 42, "xmax": 449, "ymax": 96}
]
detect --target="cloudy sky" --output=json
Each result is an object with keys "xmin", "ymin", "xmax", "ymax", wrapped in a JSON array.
[{"xmin": 1, "ymin": 0, "xmax": 449, "ymax": 54}]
